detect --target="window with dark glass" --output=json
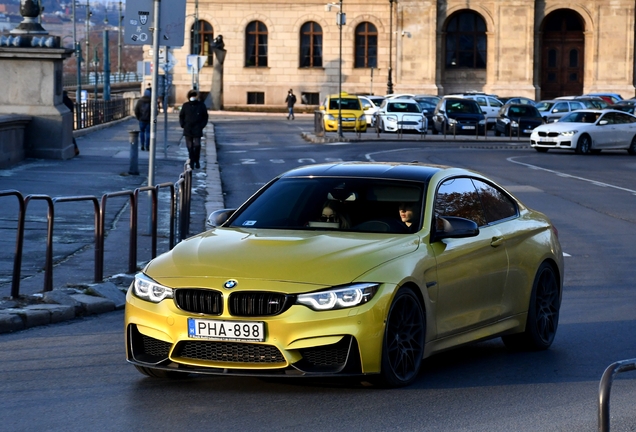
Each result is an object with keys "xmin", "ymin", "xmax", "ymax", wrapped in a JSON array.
[
  {"xmin": 247, "ymin": 92, "xmax": 265, "ymax": 104},
  {"xmin": 445, "ymin": 11, "xmax": 487, "ymax": 69},
  {"xmin": 190, "ymin": 21, "xmax": 214, "ymax": 67},
  {"xmin": 569, "ymin": 49, "xmax": 578, "ymax": 67},
  {"xmin": 354, "ymin": 22, "xmax": 378, "ymax": 68},
  {"xmin": 471, "ymin": 180, "xmax": 517, "ymax": 223},
  {"xmin": 245, "ymin": 21, "xmax": 268, "ymax": 67},
  {"xmin": 435, "ymin": 177, "xmax": 486, "ymax": 226},
  {"xmin": 300, "ymin": 22, "xmax": 323, "ymax": 68}
]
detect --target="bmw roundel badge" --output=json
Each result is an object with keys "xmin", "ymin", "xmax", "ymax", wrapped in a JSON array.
[{"xmin": 223, "ymin": 279, "xmax": 238, "ymax": 289}]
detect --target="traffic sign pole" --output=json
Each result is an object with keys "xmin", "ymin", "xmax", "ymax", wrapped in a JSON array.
[{"xmin": 148, "ymin": 0, "xmax": 161, "ymax": 234}]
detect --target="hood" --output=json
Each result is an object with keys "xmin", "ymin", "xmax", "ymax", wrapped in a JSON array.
[
  {"xmin": 536, "ymin": 122, "xmax": 588, "ymax": 132},
  {"xmin": 145, "ymin": 228, "xmax": 420, "ymax": 287}
]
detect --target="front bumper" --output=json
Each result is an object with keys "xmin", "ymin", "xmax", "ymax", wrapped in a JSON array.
[
  {"xmin": 324, "ymin": 118, "xmax": 367, "ymax": 132},
  {"xmin": 125, "ymin": 285, "xmax": 392, "ymax": 377},
  {"xmin": 530, "ymin": 134, "xmax": 576, "ymax": 149}
]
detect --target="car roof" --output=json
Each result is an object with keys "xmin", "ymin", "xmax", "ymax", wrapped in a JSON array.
[{"xmin": 279, "ymin": 162, "xmax": 448, "ymax": 182}]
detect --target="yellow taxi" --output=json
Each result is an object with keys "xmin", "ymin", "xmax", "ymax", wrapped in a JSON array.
[{"xmin": 320, "ymin": 92, "xmax": 367, "ymax": 132}]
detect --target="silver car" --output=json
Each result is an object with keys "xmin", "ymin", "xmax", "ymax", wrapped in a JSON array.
[{"xmin": 535, "ymin": 100, "xmax": 586, "ymax": 123}]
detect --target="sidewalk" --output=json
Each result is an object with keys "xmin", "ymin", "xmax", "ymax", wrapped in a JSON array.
[{"xmin": 0, "ymin": 114, "xmax": 224, "ymax": 333}]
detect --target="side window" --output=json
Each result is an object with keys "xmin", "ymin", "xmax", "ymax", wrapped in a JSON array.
[
  {"xmin": 435, "ymin": 177, "xmax": 486, "ymax": 226},
  {"xmin": 489, "ymin": 98, "xmax": 503, "ymax": 108},
  {"xmin": 471, "ymin": 179, "xmax": 517, "ymax": 223},
  {"xmin": 570, "ymin": 101, "xmax": 585, "ymax": 111},
  {"xmin": 475, "ymin": 96, "xmax": 487, "ymax": 106},
  {"xmin": 614, "ymin": 113, "xmax": 632, "ymax": 124},
  {"xmin": 553, "ymin": 102, "xmax": 568, "ymax": 113}
]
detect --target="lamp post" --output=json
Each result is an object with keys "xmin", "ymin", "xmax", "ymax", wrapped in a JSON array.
[
  {"xmin": 192, "ymin": 0, "xmax": 200, "ymax": 90},
  {"xmin": 84, "ymin": 1, "xmax": 91, "ymax": 86},
  {"xmin": 387, "ymin": 0, "xmax": 394, "ymax": 95},
  {"xmin": 72, "ymin": 0, "xmax": 82, "ymax": 102},
  {"xmin": 326, "ymin": 1, "xmax": 345, "ymax": 138},
  {"xmin": 92, "ymin": 46, "xmax": 100, "ymax": 100},
  {"xmin": 118, "ymin": 0, "xmax": 123, "ymax": 76}
]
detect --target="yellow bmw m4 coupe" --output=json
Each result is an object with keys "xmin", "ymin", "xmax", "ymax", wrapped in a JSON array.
[{"xmin": 125, "ymin": 162, "xmax": 564, "ymax": 387}]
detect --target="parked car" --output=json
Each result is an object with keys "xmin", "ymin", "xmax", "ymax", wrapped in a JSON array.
[
  {"xmin": 530, "ymin": 109, "xmax": 636, "ymax": 154},
  {"xmin": 376, "ymin": 98, "xmax": 427, "ymax": 133},
  {"xmin": 611, "ymin": 104, "xmax": 636, "ymax": 115},
  {"xmin": 498, "ymin": 96, "xmax": 536, "ymax": 106},
  {"xmin": 451, "ymin": 93, "xmax": 504, "ymax": 127},
  {"xmin": 494, "ymin": 103, "xmax": 544, "ymax": 137},
  {"xmin": 535, "ymin": 99, "xmax": 586, "ymax": 123},
  {"xmin": 555, "ymin": 96, "xmax": 609, "ymax": 109},
  {"xmin": 584, "ymin": 92, "xmax": 624, "ymax": 104},
  {"xmin": 432, "ymin": 97, "xmax": 486, "ymax": 135},
  {"xmin": 358, "ymin": 95, "xmax": 384, "ymax": 126},
  {"xmin": 125, "ymin": 161, "xmax": 564, "ymax": 387},
  {"xmin": 319, "ymin": 92, "xmax": 367, "ymax": 133},
  {"xmin": 413, "ymin": 95, "xmax": 440, "ymax": 129}
]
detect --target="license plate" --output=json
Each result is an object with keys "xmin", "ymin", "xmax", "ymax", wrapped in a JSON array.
[
  {"xmin": 462, "ymin": 125, "xmax": 475, "ymax": 130},
  {"xmin": 188, "ymin": 318, "xmax": 265, "ymax": 342},
  {"xmin": 523, "ymin": 129, "xmax": 533, "ymax": 133},
  {"xmin": 539, "ymin": 138, "xmax": 554, "ymax": 143}
]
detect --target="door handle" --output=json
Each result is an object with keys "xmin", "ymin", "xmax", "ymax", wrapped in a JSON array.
[{"xmin": 490, "ymin": 236, "xmax": 504, "ymax": 247}]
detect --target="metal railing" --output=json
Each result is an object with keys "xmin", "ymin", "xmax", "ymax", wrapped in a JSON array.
[
  {"xmin": 63, "ymin": 72, "xmax": 142, "ymax": 88},
  {"xmin": 598, "ymin": 358, "xmax": 636, "ymax": 432},
  {"xmin": 0, "ymin": 163, "xmax": 192, "ymax": 298},
  {"xmin": 72, "ymin": 98, "xmax": 131, "ymax": 130}
]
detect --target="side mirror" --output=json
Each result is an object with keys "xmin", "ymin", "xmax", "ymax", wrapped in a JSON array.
[
  {"xmin": 319, "ymin": 105, "xmax": 326, "ymax": 111},
  {"xmin": 431, "ymin": 216, "xmax": 479, "ymax": 242},
  {"xmin": 206, "ymin": 209, "xmax": 237, "ymax": 229},
  {"xmin": 598, "ymin": 120, "xmax": 608, "ymax": 125},
  {"xmin": 363, "ymin": 103, "xmax": 372, "ymax": 110}
]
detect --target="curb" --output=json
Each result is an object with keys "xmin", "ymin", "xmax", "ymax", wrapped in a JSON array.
[{"xmin": 0, "ymin": 278, "xmax": 132, "ymax": 334}]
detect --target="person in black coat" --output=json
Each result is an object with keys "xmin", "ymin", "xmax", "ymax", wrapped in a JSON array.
[
  {"xmin": 179, "ymin": 89, "xmax": 209, "ymax": 169},
  {"xmin": 134, "ymin": 89, "xmax": 152, "ymax": 150},
  {"xmin": 62, "ymin": 91, "xmax": 80, "ymax": 156}
]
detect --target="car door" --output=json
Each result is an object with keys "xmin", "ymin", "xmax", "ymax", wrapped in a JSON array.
[
  {"xmin": 431, "ymin": 177, "xmax": 509, "ymax": 337},
  {"xmin": 612, "ymin": 112, "xmax": 636, "ymax": 148}
]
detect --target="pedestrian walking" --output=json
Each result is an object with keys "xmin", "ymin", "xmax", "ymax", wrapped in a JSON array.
[
  {"xmin": 62, "ymin": 91, "xmax": 80, "ymax": 156},
  {"xmin": 285, "ymin": 89, "xmax": 297, "ymax": 120},
  {"xmin": 179, "ymin": 89, "xmax": 209, "ymax": 169},
  {"xmin": 134, "ymin": 88, "xmax": 152, "ymax": 150}
]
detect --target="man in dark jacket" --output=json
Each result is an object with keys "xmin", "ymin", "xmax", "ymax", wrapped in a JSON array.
[
  {"xmin": 134, "ymin": 89, "xmax": 152, "ymax": 150},
  {"xmin": 179, "ymin": 89, "xmax": 209, "ymax": 169},
  {"xmin": 285, "ymin": 88, "xmax": 297, "ymax": 120}
]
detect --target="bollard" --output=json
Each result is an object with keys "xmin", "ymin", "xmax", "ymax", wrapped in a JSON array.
[{"xmin": 129, "ymin": 130, "xmax": 140, "ymax": 175}]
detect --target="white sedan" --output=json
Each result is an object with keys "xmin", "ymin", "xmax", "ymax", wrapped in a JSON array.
[
  {"xmin": 530, "ymin": 109, "xmax": 636, "ymax": 154},
  {"xmin": 376, "ymin": 99, "xmax": 427, "ymax": 133}
]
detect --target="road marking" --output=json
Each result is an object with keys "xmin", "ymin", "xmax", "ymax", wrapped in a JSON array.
[{"xmin": 507, "ymin": 157, "xmax": 636, "ymax": 195}]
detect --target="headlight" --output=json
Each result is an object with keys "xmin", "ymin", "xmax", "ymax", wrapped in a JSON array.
[
  {"xmin": 133, "ymin": 273, "xmax": 174, "ymax": 303},
  {"xmin": 296, "ymin": 283, "xmax": 379, "ymax": 311},
  {"xmin": 479, "ymin": 119, "xmax": 486, "ymax": 125},
  {"xmin": 448, "ymin": 118, "xmax": 457, "ymax": 125},
  {"xmin": 324, "ymin": 114, "xmax": 335, "ymax": 121},
  {"xmin": 560, "ymin": 130, "xmax": 577, "ymax": 136},
  {"xmin": 511, "ymin": 121, "xmax": 519, "ymax": 128}
]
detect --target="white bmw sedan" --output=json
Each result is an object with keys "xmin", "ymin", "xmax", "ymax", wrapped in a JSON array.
[{"xmin": 530, "ymin": 109, "xmax": 636, "ymax": 154}]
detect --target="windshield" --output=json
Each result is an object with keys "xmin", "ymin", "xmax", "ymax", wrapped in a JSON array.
[
  {"xmin": 229, "ymin": 177, "xmax": 424, "ymax": 234},
  {"xmin": 446, "ymin": 100, "xmax": 482, "ymax": 114},
  {"xmin": 559, "ymin": 112, "xmax": 601, "ymax": 123},
  {"xmin": 535, "ymin": 102, "xmax": 555, "ymax": 112},
  {"xmin": 507, "ymin": 106, "xmax": 541, "ymax": 118},
  {"xmin": 329, "ymin": 98, "xmax": 361, "ymax": 110},
  {"xmin": 387, "ymin": 102, "xmax": 422, "ymax": 113}
]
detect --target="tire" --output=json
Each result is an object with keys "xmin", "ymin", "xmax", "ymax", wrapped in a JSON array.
[
  {"xmin": 134, "ymin": 365, "xmax": 190, "ymax": 379},
  {"xmin": 534, "ymin": 147, "xmax": 549, "ymax": 153},
  {"xmin": 432, "ymin": 123, "xmax": 439, "ymax": 135},
  {"xmin": 628, "ymin": 135, "xmax": 636, "ymax": 155},
  {"xmin": 494, "ymin": 127, "xmax": 501, "ymax": 137},
  {"xmin": 376, "ymin": 288, "xmax": 425, "ymax": 387},
  {"xmin": 502, "ymin": 262, "xmax": 560, "ymax": 351},
  {"xmin": 575, "ymin": 134, "xmax": 592, "ymax": 154}
]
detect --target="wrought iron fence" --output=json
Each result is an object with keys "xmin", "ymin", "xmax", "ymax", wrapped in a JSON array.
[
  {"xmin": 63, "ymin": 72, "xmax": 142, "ymax": 88},
  {"xmin": 72, "ymin": 98, "xmax": 132, "ymax": 130}
]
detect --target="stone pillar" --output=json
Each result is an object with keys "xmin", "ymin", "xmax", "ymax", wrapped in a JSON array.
[
  {"xmin": 0, "ymin": 0, "xmax": 75, "ymax": 160},
  {"xmin": 207, "ymin": 35, "xmax": 226, "ymax": 110}
]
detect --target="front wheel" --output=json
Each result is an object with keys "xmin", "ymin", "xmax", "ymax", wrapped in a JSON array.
[
  {"xmin": 576, "ymin": 134, "xmax": 592, "ymax": 154},
  {"xmin": 502, "ymin": 262, "xmax": 560, "ymax": 351},
  {"xmin": 376, "ymin": 288, "xmax": 425, "ymax": 387}
]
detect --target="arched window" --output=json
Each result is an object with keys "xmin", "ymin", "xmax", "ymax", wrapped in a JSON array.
[
  {"xmin": 245, "ymin": 21, "xmax": 268, "ymax": 67},
  {"xmin": 190, "ymin": 20, "xmax": 213, "ymax": 67},
  {"xmin": 354, "ymin": 22, "xmax": 378, "ymax": 68},
  {"xmin": 300, "ymin": 21, "xmax": 323, "ymax": 68},
  {"xmin": 445, "ymin": 11, "xmax": 487, "ymax": 69}
]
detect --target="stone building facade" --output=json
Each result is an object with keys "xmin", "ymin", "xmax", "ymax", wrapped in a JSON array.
[{"xmin": 157, "ymin": 0, "xmax": 636, "ymax": 109}]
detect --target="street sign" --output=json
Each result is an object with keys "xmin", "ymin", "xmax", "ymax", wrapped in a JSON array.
[
  {"xmin": 186, "ymin": 54, "xmax": 206, "ymax": 74},
  {"xmin": 124, "ymin": 0, "xmax": 187, "ymax": 47}
]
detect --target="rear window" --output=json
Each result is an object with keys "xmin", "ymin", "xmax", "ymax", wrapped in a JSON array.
[{"xmin": 329, "ymin": 98, "xmax": 361, "ymax": 110}]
